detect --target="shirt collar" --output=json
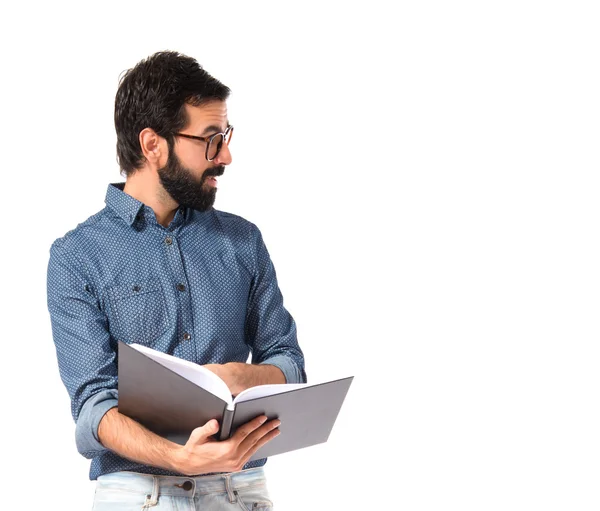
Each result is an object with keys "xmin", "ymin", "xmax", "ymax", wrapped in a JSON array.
[
  {"xmin": 105, "ymin": 182, "xmax": 145, "ymax": 226},
  {"xmin": 105, "ymin": 182, "xmax": 190, "ymax": 228}
]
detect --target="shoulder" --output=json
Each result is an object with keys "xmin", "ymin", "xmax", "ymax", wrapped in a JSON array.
[
  {"xmin": 49, "ymin": 207, "xmax": 113, "ymax": 257},
  {"xmin": 212, "ymin": 208, "xmax": 258, "ymax": 231},
  {"xmin": 205, "ymin": 208, "xmax": 262, "ymax": 242}
]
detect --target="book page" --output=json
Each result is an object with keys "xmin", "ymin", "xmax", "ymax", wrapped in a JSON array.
[
  {"xmin": 129, "ymin": 344, "xmax": 232, "ymax": 405},
  {"xmin": 233, "ymin": 382, "xmax": 318, "ymax": 405}
]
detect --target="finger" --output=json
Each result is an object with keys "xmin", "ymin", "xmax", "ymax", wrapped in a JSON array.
[
  {"xmin": 186, "ymin": 419, "xmax": 220, "ymax": 446},
  {"xmin": 237, "ymin": 419, "xmax": 281, "ymax": 454},
  {"xmin": 240, "ymin": 426, "xmax": 281, "ymax": 463},
  {"xmin": 230, "ymin": 415, "xmax": 268, "ymax": 444}
]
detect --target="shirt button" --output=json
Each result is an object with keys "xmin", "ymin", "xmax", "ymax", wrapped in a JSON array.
[
  {"xmin": 183, "ymin": 332, "xmax": 191, "ymax": 341},
  {"xmin": 165, "ymin": 237, "xmax": 173, "ymax": 245},
  {"xmin": 177, "ymin": 283, "xmax": 186, "ymax": 292}
]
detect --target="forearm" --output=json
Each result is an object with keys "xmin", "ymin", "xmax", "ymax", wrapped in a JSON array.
[
  {"xmin": 227, "ymin": 362, "xmax": 285, "ymax": 396},
  {"xmin": 98, "ymin": 407, "xmax": 186, "ymax": 473}
]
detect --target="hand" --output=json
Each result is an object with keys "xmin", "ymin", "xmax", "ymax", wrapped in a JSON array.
[
  {"xmin": 174, "ymin": 415, "xmax": 281, "ymax": 475},
  {"xmin": 203, "ymin": 362, "xmax": 285, "ymax": 397},
  {"xmin": 204, "ymin": 363, "xmax": 242, "ymax": 396}
]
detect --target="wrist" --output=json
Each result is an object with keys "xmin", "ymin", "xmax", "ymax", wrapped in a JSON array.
[
  {"xmin": 166, "ymin": 444, "xmax": 190, "ymax": 474},
  {"xmin": 226, "ymin": 362, "xmax": 245, "ymax": 396}
]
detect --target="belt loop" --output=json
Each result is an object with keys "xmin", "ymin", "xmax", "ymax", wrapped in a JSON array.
[
  {"xmin": 224, "ymin": 474, "xmax": 236, "ymax": 503},
  {"xmin": 141, "ymin": 476, "xmax": 159, "ymax": 509}
]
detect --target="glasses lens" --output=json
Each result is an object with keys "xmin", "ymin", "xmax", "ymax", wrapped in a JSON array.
[{"xmin": 207, "ymin": 134, "xmax": 223, "ymax": 161}]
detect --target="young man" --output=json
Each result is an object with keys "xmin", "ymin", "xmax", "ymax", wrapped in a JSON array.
[{"xmin": 47, "ymin": 51, "xmax": 306, "ymax": 510}]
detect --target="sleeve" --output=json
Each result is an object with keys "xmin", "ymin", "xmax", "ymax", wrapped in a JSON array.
[
  {"xmin": 244, "ymin": 224, "xmax": 307, "ymax": 384},
  {"xmin": 46, "ymin": 240, "xmax": 118, "ymax": 459}
]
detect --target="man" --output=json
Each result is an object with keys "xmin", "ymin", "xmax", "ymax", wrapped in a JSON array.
[{"xmin": 47, "ymin": 51, "xmax": 306, "ymax": 510}]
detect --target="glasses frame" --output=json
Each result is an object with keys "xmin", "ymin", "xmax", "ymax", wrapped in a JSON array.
[{"xmin": 173, "ymin": 125, "xmax": 234, "ymax": 161}]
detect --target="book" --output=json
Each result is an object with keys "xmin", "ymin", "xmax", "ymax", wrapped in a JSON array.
[{"xmin": 117, "ymin": 341, "xmax": 353, "ymax": 461}]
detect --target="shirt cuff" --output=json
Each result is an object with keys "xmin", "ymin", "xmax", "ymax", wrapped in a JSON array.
[
  {"xmin": 259, "ymin": 355, "xmax": 306, "ymax": 384},
  {"xmin": 75, "ymin": 389, "xmax": 118, "ymax": 459}
]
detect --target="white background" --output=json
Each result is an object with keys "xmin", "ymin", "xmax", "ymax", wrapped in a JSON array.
[{"xmin": 1, "ymin": 1, "xmax": 599, "ymax": 509}]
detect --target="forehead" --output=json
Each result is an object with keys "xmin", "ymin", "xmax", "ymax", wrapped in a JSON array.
[{"xmin": 184, "ymin": 101, "xmax": 228, "ymax": 131}]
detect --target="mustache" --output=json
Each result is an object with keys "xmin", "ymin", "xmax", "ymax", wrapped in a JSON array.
[{"xmin": 203, "ymin": 166, "xmax": 225, "ymax": 179}]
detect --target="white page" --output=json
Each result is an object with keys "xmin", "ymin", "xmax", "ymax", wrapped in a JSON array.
[
  {"xmin": 232, "ymin": 381, "xmax": 326, "ymax": 405},
  {"xmin": 129, "ymin": 344, "xmax": 232, "ymax": 405}
]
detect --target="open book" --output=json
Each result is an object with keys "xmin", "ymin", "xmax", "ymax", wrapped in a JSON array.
[{"xmin": 117, "ymin": 341, "xmax": 353, "ymax": 461}]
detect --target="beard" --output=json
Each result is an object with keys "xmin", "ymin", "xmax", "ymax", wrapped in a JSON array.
[{"xmin": 157, "ymin": 149, "xmax": 224, "ymax": 212}]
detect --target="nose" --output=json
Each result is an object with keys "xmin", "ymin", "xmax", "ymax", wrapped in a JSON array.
[{"xmin": 214, "ymin": 141, "xmax": 232, "ymax": 166}]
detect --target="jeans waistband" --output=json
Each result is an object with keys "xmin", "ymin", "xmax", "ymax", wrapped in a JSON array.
[{"xmin": 96, "ymin": 467, "xmax": 267, "ymax": 500}]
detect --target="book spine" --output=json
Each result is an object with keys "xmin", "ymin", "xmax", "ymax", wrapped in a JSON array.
[{"xmin": 219, "ymin": 408, "xmax": 234, "ymax": 441}]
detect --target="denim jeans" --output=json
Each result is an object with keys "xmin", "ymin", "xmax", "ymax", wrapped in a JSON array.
[{"xmin": 92, "ymin": 468, "xmax": 273, "ymax": 510}]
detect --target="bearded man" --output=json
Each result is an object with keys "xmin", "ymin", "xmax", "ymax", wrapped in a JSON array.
[{"xmin": 47, "ymin": 51, "xmax": 306, "ymax": 511}]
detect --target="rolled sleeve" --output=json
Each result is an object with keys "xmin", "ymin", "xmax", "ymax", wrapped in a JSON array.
[
  {"xmin": 245, "ymin": 225, "xmax": 307, "ymax": 384},
  {"xmin": 75, "ymin": 389, "xmax": 119, "ymax": 458},
  {"xmin": 47, "ymin": 240, "xmax": 119, "ymax": 458},
  {"xmin": 259, "ymin": 354, "xmax": 304, "ymax": 384}
]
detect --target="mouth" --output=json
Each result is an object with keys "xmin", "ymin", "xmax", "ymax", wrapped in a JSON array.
[{"xmin": 206, "ymin": 176, "xmax": 218, "ymax": 187}]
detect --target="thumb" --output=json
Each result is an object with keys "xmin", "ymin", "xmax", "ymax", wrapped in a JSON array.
[{"xmin": 187, "ymin": 419, "xmax": 220, "ymax": 445}]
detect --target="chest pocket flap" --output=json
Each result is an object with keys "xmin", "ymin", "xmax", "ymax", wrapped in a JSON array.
[{"xmin": 107, "ymin": 278, "xmax": 170, "ymax": 345}]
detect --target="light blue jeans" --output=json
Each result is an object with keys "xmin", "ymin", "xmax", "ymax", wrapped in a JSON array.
[{"xmin": 92, "ymin": 468, "xmax": 273, "ymax": 510}]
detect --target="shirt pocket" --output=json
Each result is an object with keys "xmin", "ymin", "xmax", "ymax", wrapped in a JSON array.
[{"xmin": 107, "ymin": 278, "xmax": 170, "ymax": 345}]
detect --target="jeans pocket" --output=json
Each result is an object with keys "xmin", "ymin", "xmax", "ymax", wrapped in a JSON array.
[
  {"xmin": 92, "ymin": 487, "xmax": 147, "ymax": 511},
  {"xmin": 107, "ymin": 278, "xmax": 170, "ymax": 345},
  {"xmin": 235, "ymin": 488, "xmax": 273, "ymax": 511}
]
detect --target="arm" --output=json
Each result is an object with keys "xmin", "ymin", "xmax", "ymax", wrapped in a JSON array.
[
  {"xmin": 47, "ymin": 240, "xmax": 119, "ymax": 459},
  {"xmin": 98, "ymin": 408, "xmax": 280, "ymax": 475},
  {"xmin": 204, "ymin": 225, "xmax": 305, "ymax": 394},
  {"xmin": 98, "ymin": 408, "xmax": 182, "ymax": 471},
  {"xmin": 204, "ymin": 362, "xmax": 285, "ymax": 397},
  {"xmin": 245, "ymin": 224, "xmax": 307, "ymax": 383}
]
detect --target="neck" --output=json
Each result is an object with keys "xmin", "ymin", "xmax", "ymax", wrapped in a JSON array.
[{"xmin": 123, "ymin": 168, "xmax": 178, "ymax": 228}]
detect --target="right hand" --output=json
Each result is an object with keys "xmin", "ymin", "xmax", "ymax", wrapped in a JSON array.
[{"xmin": 174, "ymin": 415, "xmax": 281, "ymax": 475}]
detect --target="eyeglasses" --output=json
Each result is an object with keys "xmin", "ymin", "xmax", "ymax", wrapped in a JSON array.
[{"xmin": 173, "ymin": 125, "xmax": 234, "ymax": 161}]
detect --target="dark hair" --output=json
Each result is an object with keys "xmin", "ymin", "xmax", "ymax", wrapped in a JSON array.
[{"xmin": 114, "ymin": 51, "xmax": 231, "ymax": 177}]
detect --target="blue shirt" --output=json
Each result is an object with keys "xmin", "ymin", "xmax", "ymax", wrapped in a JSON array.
[{"xmin": 47, "ymin": 182, "xmax": 306, "ymax": 480}]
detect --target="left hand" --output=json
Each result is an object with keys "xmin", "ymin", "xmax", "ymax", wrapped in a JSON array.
[{"xmin": 203, "ymin": 363, "xmax": 243, "ymax": 396}]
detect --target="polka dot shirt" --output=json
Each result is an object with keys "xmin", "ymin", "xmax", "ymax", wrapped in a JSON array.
[{"xmin": 47, "ymin": 182, "xmax": 306, "ymax": 480}]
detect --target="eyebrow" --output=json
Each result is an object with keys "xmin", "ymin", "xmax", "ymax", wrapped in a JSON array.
[{"xmin": 200, "ymin": 122, "xmax": 230, "ymax": 136}]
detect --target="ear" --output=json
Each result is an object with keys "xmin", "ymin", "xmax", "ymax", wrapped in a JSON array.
[{"xmin": 139, "ymin": 128, "xmax": 166, "ymax": 167}]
